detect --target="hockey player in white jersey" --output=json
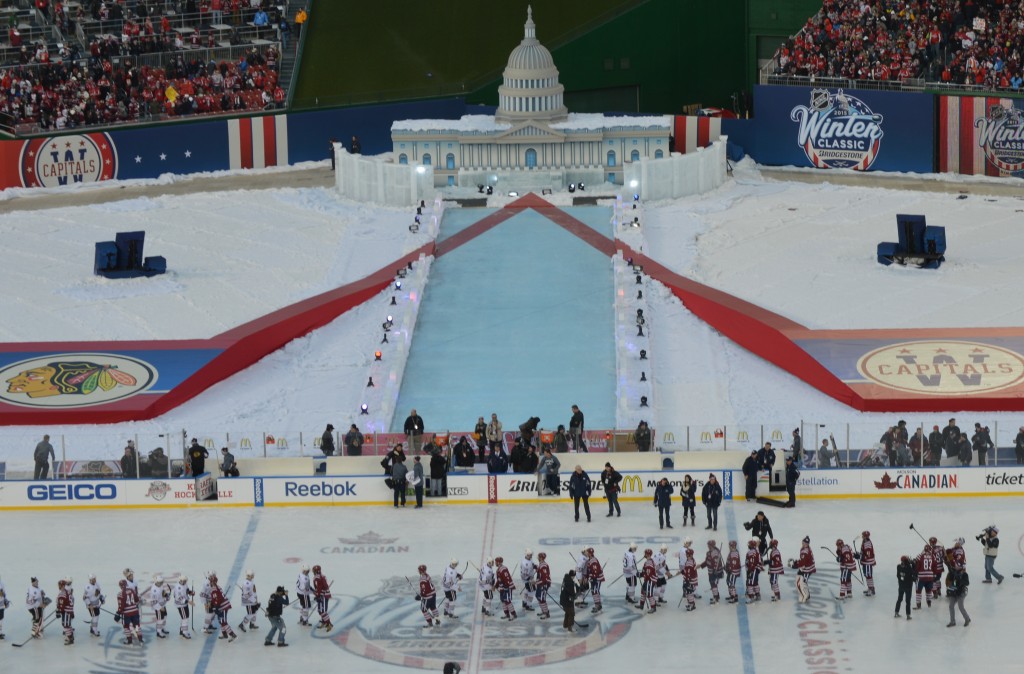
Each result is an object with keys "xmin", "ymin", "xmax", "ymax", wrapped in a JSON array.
[
  {"xmin": 26, "ymin": 577, "xmax": 46, "ymax": 638},
  {"xmin": 238, "ymin": 570, "xmax": 260, "ymax": 632},
  {"xmin": 520, "ymin": 549, "xmax": 537, "ymax": 612},
  {"xmin": 82, "ymin": 574, "xmax": 105, "ymax": 637},
  {"xmin": 0, "ymin": 576, "xmax": 8, "ymax": 640},
  {"xmin": 574, "ymin": 549, "xmax": 589, "ymax": 608},
  {"xmin": 148, "ymin": 576, "xmax": 172, "ymax": 638},
  {"xmin": 200, "ymin": 571, "xmax": 217, "ymax": 634},
  {"xmin": 622, "ymin": 543, "xmax": 639, "ymax": 604},
  {"xmin": 478, "ymin": 558, "xmax": 496, "ymax": 616},
  {"xmin": 122, "ymin": 568, "xmax": 138, "ymax": 592},
  {"xmin": 654, "ymin": 545, "xmax": 670, "ymax": 604},
  {"xmin": 172, "ymin": 576, "xmax": 194, "ymax": 639},
  {"xmin": 441, "ymin": 560, "xmax": 463, "ymax": 620},
  {"xmin": 295, "ymin": 565, "xmax": 314, "ymax": 626}
]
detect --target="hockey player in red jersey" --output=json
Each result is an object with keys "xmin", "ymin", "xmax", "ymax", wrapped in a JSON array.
[
  {"xmin": 681, "ymin": 548, "xmax": 699, "ymax": 612},
  {"xmin": 698, "ymin": 539, "xmax": 724, "ymax": 605},
  {"xmin": 744, "ymin": 539, "xmax": 763, "ymax": 603},
  {"xmin": 836, "ymin": 539, "xmax": 856, "ymax": 599},
  {"xmin": 494, "ymin": 557, "xmax": 518, "ymax": 621},
  {"xmin": 725, "ymin": 541, "xmax": 742, "ymax": 604},
  {"xmin": 208, "ymin": 574, "xmax": 238, "ymax": 642},
  {"xmin": 312, "ymin": 565, "xmax": 332, "ymax": 631},
  {"xmin": 791, "ymin": 536, "xmax": 816, "ymax": 603},
  {"xmin": 57, "ymin": 577, "xmax": 75, "ymax": 645},
  {"xmin": 929, "ymin": 538, "xmax": 945, "ymax": 592},
  {"xmin": 415, "ymin": 564, "xmax": 440, "ymax": 627},
  {"xmin": 535, "ymin": 552, "xmax": 552, "ymax": 619},
  {"xmin": 767, "ymin": 540, "xmax": 785, "ymax": 602},
  {"xmin": 116, "ymin": 579, "xmax": 143, "ymax": 645},
  {"xmin": 856, "ymin": 531, "xmax": 877, "ymax": 596},
  {"xmin": 639, "ymin": 549, "xmax": 658, "ymax": 613},
  {"xmin": 949, "ymin": 538, "xmax": 967, "ymax": 572},
  {"xmin": 914, "ymin": 544, "xmax": 935, "ymax": 608},
  {"xmin": 585, "ymin": 548, "xmax": 605, "ymax": 614}
]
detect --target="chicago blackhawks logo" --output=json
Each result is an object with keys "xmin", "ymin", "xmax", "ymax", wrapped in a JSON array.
[
  {"xmin": 791, "ymin": 88, "xmax": 883, "ymax": 170},
  {"xmin": 19, "ymin": 133, "xmax": 118, "ymax": 187},
  {"xmin": 0, "ymin": 353, "xmax": 157, "ymax": 408},
  {"xmin": 975, "ymin": 103, "xmax": 1024, "ymax": 173},
  {"xmin": 856, "ymin": 340, "xmax": 1024, "ymax": 395},
  {"xmin": 316, "ymin": 576, "xmax": 638, "ymax": 669}
]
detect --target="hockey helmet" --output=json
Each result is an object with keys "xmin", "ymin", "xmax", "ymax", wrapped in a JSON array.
[
  {"xmin": 685, "ymin": 549, "xmax": 694, "ymax": 557},
  {"xmin": 586, "ymin": 547, "xmax": 595, "ymax": 555},
  {"xmin": 659, "ymin": 544, "xmax": 668, "ymax": 552},
  {"xmin": 707, "ymin": 539, "xmax": 717, "ymax": 548},
  {"xmin": 118, "ymin": 579, "xmax": 127, "ymax": 589},
  {"xmin": 179, "ymin": 576, "xmax": 189, "ymax": 585},
  {"xmin": 538, "ymin": 552, "xmax": 547, "ymax": 560},
  {"xmin": 58, "ymin": 579, "xmax": 66, "ymax": 588},
  {"xmin": 835, "ymin": 539, "xmax": 844, "ymax": 547},
  {"xmin": 900, "ymin": 556, "xmax": 910, "ymax": 563},
  {"xmin": 991, "ymin": 526, "xmax": 999, "ymax": 534},
  {"xmin": 418, "ymin": 564, "xmax": 427, "ymax": 574},
  {"xmin": 644, "ymin": 549, "xmax": 653, "ymax": 557},
  {"xmin": 581, "ymin": 547, "xmax": 588, "ymax": 554},
  {"xmin": 628, "ymin": 543, "xmax": 638, "ymax": 551},
  {"xmin": 495, "ymin": 556, "xmax": 504, "ymax": 565},
  {"xmin": 30, "ymin": 577, "xmax": 39, "ymax": 585},
  {"xmin": 862, "ymin": 530, "xmax": 871, "ymax": 538},
  {"xmin": 154, "ymin": 576, "xmax": 164, "ymax": 585},
  {"xmin": 65, "ymin": 576, "xmax": 73, "ymax": 586},
  {"xmin": 450, "ymin": 559, "xmax": 459, "ymax": 567},
  {"xmin": 301, "ymin": 564, "xmax": 310, "ymax": 573},
  {"xmin": 802, "ymin": 536, "xmax": 810, "ymax": 545},
  {"xmin": 524, "ymin": 548, "xmax": 533, "ymax": 557},
  {"xmin": 928, "ymin": 537, "xmax": 937, "ymax": 545},
  {"xmin": 205, "ymin": 570, "xmax": 217, "ymax": 580},
  {"xmin": 123, "ymin": 568, "xmax": 134, "ymax": 578},
  {"xmin": 955, "ymin": 537, "xmax": 965, "ymax": 546},
  {"xmin": 769, "ymin": 539, "xmax": 778, "ymax": 548},
  {"xmin": 728, "ymin": 540, "xmax": 737, "ymax": 548},
  {"xmin": 748, "ymin": 540, "xmax": 758, "ymax": 548},
  {"xmin": 208, "ymin": 573, "xmax": 218, "ymax": 583},
  {"xmin": 683, "ymin": 537, "xmax": 693, "ymax": 548},
  {"xmin": 312, "ymin": 565, "xmax": 322, "ymax": 575},
  {"xmin": 486, "ymin": 557, "xmax": 494, "ymax": 567},
  {"xmin": 88, "ymin": 573, "xmax": 97, "ymax": 581},
  {"xmin": 245, "ymin": 569, "xmax": 255, "ymax": 579}
]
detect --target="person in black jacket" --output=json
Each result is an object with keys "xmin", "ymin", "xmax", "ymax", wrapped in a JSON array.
[
  {"xmin": 519, "ymin": 417, "xmax": 540, "ymax": 448},
  {"xmin": 560, "ymin": 570, "xmax": 578, "ymax": 633},
  {"xmin": 473, "ymin": 417, "xmax": 488, "ymax": 463},
  {"xmin": 971, "ymin": 424, "xmax": 993, "ymax": 466},
  {"xmin": 429, "ymin": 445, "xmax": 447, "ymax": 497},
  {"xmin": 344, "ymin": 424, "xmax": 364, "ymax": 457},
  {"xmin": 957, "ymin": 433, "xmax": 973, "ymax": 466},
  {"xmin": 187, "ymin": 438, "xmax": 208, "ymax": 477},
  {"xmin": 784, "ymin": 456, "xmax": 800, "ymax": 507},
  {"xmin": 264, "ymin": 585, "xmax": 289, "ymax": 646},
  {"xmin": 680, "ymin": 475, "xmax": 696, "ymax": 526},
  {"xmin": 653, "ymin": 477, "xmax": 673, "ymax": 529},
  {"xmin": 381, "ymin": 443, "xmax": 406, "ymax": 475},
  {"xmin": 701, "ymin": 474, "xmax": 722, "ymax": 531},
  {"xmin": 756, "ymin": 442, "xmax": 776, "ymax": 472},
  {"xmin": 790, "ymin": 428, "xmax": 803, "ymax": 468},
  {"xmin": 946, "ymin": 569, "xmax": 970, "ymax": 627},
  {"xmin": 404, "ymin": 408, "xmax": 425, "ymax": 454},
  {"xmin": 453, "ymin": 436, "xmax": 475, "ymax": 468},
  {"xmin": 895, "ymin": 555, "xmax": 917, "ymax": 620},
  {"xmin": 568, "ymin": 405, "xmax": 586, "ymax": 452},
  {"xmin": 745, "ymin": 511, "xmax": 773, "ymax": 560},
  {"xmin": 942, "ymin": 418, "xmax": 961, "ymax": 459},
  {"xmin": 521, "ymin": 445, "xmax": 539, "ymax": 475},
  {"xmin": 320, "ymin": 424, "xmax": 335, "ymax": 456},
  {"xmin": 510, "ymin": 436, "xmax": 528, "ymax": 473},
  {"xmin": 634, "ymin": 421, "xmax": 652, "ymax": 452},
  {"xmin": 487, "ymin": 446, "xmax": 509, "ymax": 474},
  {"xmin": 1015, "ymin": 426, "xmax": 1024, "ymax": 465},
  {"xmin": 600, "ymin": 462, "xmax": 622, "ymax": 517},
  {"xmin": 928, "ymin": 425, "xmax": 944, "ymax": 466},
  {"xmin": 742, "ymin": 450, "xmax": 759, "ymax": 501},
  {"xmin": 568, "ymin": 465, "xmax": 592, "ymax": 522}
]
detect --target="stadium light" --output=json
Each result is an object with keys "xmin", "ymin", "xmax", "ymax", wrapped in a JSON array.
[
  {"xmin": 367, "ymin": 376, "xmax": 375, "ymax": 387},
  {"xmin": 395, "ymin": 280, "xmax": 402, "ymax": 290},
  {"xmin": 374, "ymin": 350, "xmax": 382, "ymax": 361},
  {"xmin": 415, "ymin": 166, "xmax": 426, "ymax": 174},
  {"xmin": 640, "ymin": 349, "xmax": 647, "ymax": 360},
  {"xmin": 637, "ymin": 289, "xmax": 643, "ymax": 299},
  {"xmin": 360, "ymin": 403, "xmax": 369, "ymax": 415},
  {"xmin": 640, "ymin": 396, "xmax": 648, "ymax": 407},
  {"xmin": 568, "ymin": 183, "xmax": 576, "ymax": 193},
  {"xmin": 640, "ymin": 371, "xmax": 647, "ymax": 382},
  {"xmin": 508, "ymin": 191, "xmax": 519, "ymax": 197}
]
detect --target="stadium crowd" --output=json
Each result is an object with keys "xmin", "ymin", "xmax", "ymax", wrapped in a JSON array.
[
  {"xmin": 771, "ymin": 0, "xmax": 1024, "ymax": 91},
  {"xmin": 2, "ymin": 1, "xmax": 294, "ymax": 131}
]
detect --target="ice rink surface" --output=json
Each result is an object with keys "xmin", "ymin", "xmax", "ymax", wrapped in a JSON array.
[{"xmin": 1, "ymin": 495, "xmax": 1019, "ymax": 673}]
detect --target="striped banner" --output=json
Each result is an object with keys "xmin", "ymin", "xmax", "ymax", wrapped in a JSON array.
[
  {"xmin": 227, "ymin": 115, "xmax": 289, "ymax": 170},
  {"xmin": 938, "ymin": 95, "xmax": 1024, "ymax": 176},
  {"xmin": 673, "ymin": 115, "xmax": 722, "ymax": 154}
]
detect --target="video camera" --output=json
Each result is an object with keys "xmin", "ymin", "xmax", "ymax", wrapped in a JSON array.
[{"xmin": 975, "ymin": 525, "xmax": 996, "ymax": 541}]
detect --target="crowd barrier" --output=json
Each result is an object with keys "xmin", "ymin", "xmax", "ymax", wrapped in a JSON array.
[{"xmin": 3, "ymin": 465, "xmax": 1023, "ymax": 510}]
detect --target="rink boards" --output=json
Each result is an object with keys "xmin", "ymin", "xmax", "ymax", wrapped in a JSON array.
[{"xmin": 2, "ymin": 467, "xmax": 1023, "ymax": 509}]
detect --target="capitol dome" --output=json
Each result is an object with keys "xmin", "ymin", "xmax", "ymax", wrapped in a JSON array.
[{"xmin": 495, "ymin": 6, "xmax": 568, "ymax": 123}]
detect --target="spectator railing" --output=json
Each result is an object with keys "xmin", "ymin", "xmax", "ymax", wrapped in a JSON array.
[{"xmin": 759, "ymin": 68, "xmax": 1024, "ymax": 97}]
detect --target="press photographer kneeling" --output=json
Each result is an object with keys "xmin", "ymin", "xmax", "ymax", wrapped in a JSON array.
[{"xmin": 977, "ymin": 526, "xmax": 1004, "ymax": 585}]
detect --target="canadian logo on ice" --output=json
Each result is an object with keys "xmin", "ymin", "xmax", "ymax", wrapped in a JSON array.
[
  {"xmin": 856, "ymin": 340, "xmax": 1024, "ymax": 395},
  {"xmin": 790, "ymin": 88, "xmax": 884, "ymax": 170}
]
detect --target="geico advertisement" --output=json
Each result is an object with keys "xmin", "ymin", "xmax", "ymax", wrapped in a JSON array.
[
  {"xmin": 2, "ymin": 481, "xmax": 124, "ymax": 508},
  {"xmin": 496, "ymin": 470, "xmax": 732, "ymax": 502}
]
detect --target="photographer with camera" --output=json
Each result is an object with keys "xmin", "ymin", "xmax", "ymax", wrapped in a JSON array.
[{"xmin": 977, "ymin": 526, "xmax": 1004, "ymax": 585}]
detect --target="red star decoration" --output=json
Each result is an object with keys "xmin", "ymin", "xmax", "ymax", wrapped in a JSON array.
[
  {"xmin": 935, "ymin": 348, "xmax": 947, "ymax": 353},
  {"xmin": 105, "ymin": 159, "xmax": 110, "ymax": 165},
  {"xmin": 79, "ymin": 140, "xmax": 85, "ymax": 147},
  {"xmin": 65, "ymin": 141, "xmax": 71, "ymax": 148},
  {"xmin": 971, "ymin": 348, "xmax": 984, "ymax": 353},
  {"xmin": 27, "ymin": 150, "xmax": 34, "ymax": 157},
  {"xmin": 26, "ymin": 167, "xmax": 32, "ymax": 174},
  {"xmin": 101, "ymin": 143, "xmax": 108, "ymax": 149},
  {"xmin": 50, "ymin": 143, "xmax": 57, "ymax": 149},
  {"xmin": 898, "ymin": 348, "xmax": 911, "ymax": 354}
]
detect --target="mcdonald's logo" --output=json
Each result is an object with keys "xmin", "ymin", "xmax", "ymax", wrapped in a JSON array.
[
  {"xmin": 313, "ymin": 436, "xmax": 322, "ymax": 447},
  {"xmin": 736, "ymin": 431, "xmax": 749, "ymax": 442},
  {"xmin": 662, "ymin": 432, "xmax": 675, "ymax": 444},
  {"xmin": 276, "ymin": 437, "xmax": 289, "ymax": 449},
  {"xmin": 700, "ymin": 432, "xmax": 713, "ymax": 444},
  {"xmin": 239, "ymin": 438, "xmax": 253, "ymax": 450},
  {"xmin": 203, "ymin": 438, "xmax": 214, "ymax": 449},
  {"xmin": 621, "ymin": 475, "xmax": 643, "ymax": 493},
  {"xmin": 771, "ymin": 430, "xmax": 784, "ymax": 442}
]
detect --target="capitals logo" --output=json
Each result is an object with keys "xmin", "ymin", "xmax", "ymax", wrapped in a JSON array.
[
  {"xmin": 857, "ymin": 340, "xmax": 1024, "ymax": 395},
  {"xmin": 19, "ymin": 133, "xmax": 118, "ymax": 188},
  {"xmin": 975, "ymin": 103, "xmax": 1024, "ymax": 173},
  {"xmin": 791, "ymin": 88, "xmax": 883, "ymax": 170},
  {"xmin": 316, "ymin": 576, "xmax": 638, "ymax": 669}
]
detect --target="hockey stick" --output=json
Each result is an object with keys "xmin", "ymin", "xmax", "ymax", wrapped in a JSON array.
[
  {"xmin": 820, "ymin": 546, "xmax": 865, "ymax": 586},
  {"xmin": 908, "ymin": 523, "xmax": 928, "ymax": 545},
  {"xmin": 1012, "ymin": 573, "xmax": 1024, "ymax": 579},
  {"xmin": 851, "ymin": 537, "xmax": 866, "ymax": 584},
  {"xmin": 544, "ymin": 590, "xmax": 589, "ymax": 628},
  {"xmin": 606, "ymin": 573, "xmax": 624, "ymax": 588},
  {"xmin": 12, "ymin": 612, "xmax": 58, "ymax": 647}
]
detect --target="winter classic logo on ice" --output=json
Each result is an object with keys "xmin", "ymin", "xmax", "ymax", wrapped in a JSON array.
[
  {"xmin": 856, "ymin": 340, "xmax": 1024, "ymax": 395},
  {"xmin": 316, "ymin": 576, "xmax": 639, "ymax": 669},
  {"xmin": 975, "ymin": 103, "xmax": 1024, "ymax": 173},
  {"xmin": 0, "ymin": 353, "xmax": 157, "ymax": 408},
  {"xmin": 790, "ymin": 88, "xmax": 884, "ymax": 170}
]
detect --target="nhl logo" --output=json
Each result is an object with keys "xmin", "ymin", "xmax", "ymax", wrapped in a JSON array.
[
  {"xmin": 146, "ymin": 480, "xmax": 171, "ymax": 501},
  {"xmin": 810, "ymin": 88, "xmax": 830, "ymax": 112}
]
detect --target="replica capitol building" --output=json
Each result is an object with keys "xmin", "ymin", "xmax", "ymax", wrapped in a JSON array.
[{"xmin": 391, "ymin": 6, "xmax": 671, "ymax": 190}]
